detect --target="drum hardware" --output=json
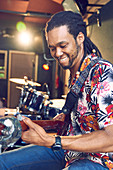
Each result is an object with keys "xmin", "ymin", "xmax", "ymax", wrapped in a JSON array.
[
  {"xmin": 42, "ymin": 83, "xmax": 50, "ymax": 96},
  {"xmin": 42, "ymin": 101, "xmax": 53, "ymax": 120}
]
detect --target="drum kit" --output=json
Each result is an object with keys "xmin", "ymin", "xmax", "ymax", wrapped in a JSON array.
[
  {"xmin": 9, "ymin": 76, "xmax": 65, "ymax": 120},
  {"xmin": 0, "ymin": 77, "xmax": 66, "ymax": 150}
]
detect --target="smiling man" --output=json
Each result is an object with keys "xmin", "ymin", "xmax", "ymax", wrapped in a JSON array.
[
  {"xmin": 47, "ymin": 25, "xmax": 84, "ymax": 81},
  {"xmin": 47, "ymin": 25, "xmax": 81, "ymax": 69},
  {"xmin": 0, "ymin": 11, "xmax": 113, "ymax": 170}
]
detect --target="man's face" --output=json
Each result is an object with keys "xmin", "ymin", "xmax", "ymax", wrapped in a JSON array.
[{"xmin": 47, "ymin": 25, "xmax": 80, "ymax": 70}]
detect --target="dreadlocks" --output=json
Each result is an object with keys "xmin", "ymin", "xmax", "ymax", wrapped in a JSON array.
[{"xmin": 45, "ymin": 11, "xmax": 102, "ymax": 58}]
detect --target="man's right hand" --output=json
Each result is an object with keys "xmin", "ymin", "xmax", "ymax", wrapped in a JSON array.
[{"xmin": 53, "ymin": 112, "xmax": 66, "ymax": 122}]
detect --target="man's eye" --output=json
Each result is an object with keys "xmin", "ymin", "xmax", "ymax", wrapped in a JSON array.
[
  {"xmin": 60, "ymin": 44, "xmax": 67, "ymax": 48},
  {"xmin": 51, "ymin": 48, "xmax": 55, "ymax": 52}
]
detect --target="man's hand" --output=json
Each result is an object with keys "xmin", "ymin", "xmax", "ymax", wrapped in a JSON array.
[
  {"xmin": 53, "ymin": 112, "xmax": 66, "ymax": 121},
  {"xmin": 21, "ymin": 117, "xmax": 55, "ymax": 147}
]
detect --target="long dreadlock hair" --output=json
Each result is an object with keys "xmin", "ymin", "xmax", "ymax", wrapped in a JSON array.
[{"xmin": 45, "ymin": 11, "xmax": 102, "ymax": 58}]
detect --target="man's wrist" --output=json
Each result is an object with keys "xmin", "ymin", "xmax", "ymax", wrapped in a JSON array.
[{"xmin": 51, "ymin": 135, "xmax": 62, "ymax": 151}]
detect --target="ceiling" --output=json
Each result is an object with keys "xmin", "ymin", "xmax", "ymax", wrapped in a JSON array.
[{"xmin": 0, "ymin": 0, "xmax": 111, "ymax": 25}]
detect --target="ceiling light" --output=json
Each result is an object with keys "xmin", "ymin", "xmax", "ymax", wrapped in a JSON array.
[{"xmin": 18, "ymin": 31, "xmax": 32, "ymax": 46}]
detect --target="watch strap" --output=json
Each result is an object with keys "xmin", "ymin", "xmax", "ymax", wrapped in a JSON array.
[
  {"xmin": 52, "ymin": 135, "xmax": 62, "ymax": 151},
  {"xmin": 55, "ymin": 135, "xmax": 61, "ymax": 145}
]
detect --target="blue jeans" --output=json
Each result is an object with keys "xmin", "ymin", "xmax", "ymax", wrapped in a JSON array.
[
  {"xmin": 0, "ymin": 145, "xmax": 65, "ymax": 170},
  {"xmin": 0, "ymin": 145, "xmax": 108, "ymax": 170}
]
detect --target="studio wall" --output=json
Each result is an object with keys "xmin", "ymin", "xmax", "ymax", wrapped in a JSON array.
[{"xmin": 88, "ymin": 0, "xmax": 113, "ymax": 63}]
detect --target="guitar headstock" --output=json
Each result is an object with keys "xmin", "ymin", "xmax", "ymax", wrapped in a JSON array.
[{"xmin": 0, "ymin": 116, "xmax": 22, "ymax": 149}]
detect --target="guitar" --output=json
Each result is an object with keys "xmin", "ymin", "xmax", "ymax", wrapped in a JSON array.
[{"xmin": 0, "ymin": 115, "xmax": 68, "ymax": 149}]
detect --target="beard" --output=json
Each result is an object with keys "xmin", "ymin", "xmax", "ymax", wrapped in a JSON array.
[{"xmin": 60, "ymin": 43, "xmax": 80, "ymax": 70}]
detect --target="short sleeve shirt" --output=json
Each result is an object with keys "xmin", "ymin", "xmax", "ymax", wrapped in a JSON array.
[{"xmin": 65, "ymin": 53, "xmax": 113, "ymax": 169}]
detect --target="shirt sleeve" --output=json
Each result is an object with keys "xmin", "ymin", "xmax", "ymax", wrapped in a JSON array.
[{"xmin": 91, "ymin": 61, "xmax": 113, "ymax": 129}]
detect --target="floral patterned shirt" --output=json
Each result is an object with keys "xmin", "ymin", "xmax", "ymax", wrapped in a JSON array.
[{"xmin": 65, "ymin": 53, "xmax": 113, "ymax": 169}]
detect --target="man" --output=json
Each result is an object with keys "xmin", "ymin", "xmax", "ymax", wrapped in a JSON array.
[{"xmin": 0, "ymin": 11, "xmax": 113, "ymax": 170}]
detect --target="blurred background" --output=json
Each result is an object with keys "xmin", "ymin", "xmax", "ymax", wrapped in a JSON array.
[{"xmin": 0, "ymin": 0, "xmax": 112, "ymax": 110}]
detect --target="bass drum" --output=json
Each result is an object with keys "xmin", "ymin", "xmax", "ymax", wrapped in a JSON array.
[
  {"xmin": 19, "ymin": 87, "xmax": 47, "ymax": 113},
  {"xmin": 45, "ymin": 99, "xmax": 65, "ymax": 119},
  {"xmin": 48, "ymin": 107, "xmax": 61, "ymax": 119}
]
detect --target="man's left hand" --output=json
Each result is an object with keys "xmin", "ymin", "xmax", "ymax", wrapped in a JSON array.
[{"xmin": 21, "ymin": 117, "xmax": 55, "ymax": 147}]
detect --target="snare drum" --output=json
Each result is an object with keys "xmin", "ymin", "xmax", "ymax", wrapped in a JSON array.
[{"xmin": 19, "ymin": 88, "xmax": 45, "ymax": 112}]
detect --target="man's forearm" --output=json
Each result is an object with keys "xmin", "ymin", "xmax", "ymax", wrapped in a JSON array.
[{"xmin": 60, "ymin": 125, "xmax": 113, "ymax": 153}]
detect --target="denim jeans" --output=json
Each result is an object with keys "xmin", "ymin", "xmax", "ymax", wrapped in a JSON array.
[
  {"xmin": 0, "ymin": 145, "xmax": 66, "ymax": 170},
  {"xmin": 0, "ymin": 145, "xmax": 108, "ymax": 170}
]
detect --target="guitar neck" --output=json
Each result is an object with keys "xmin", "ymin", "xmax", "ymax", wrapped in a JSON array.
[
  {"xmin": 0, "ymin": 116, "xmax": 68, "ymax": 148},
  {"xmin": 20, "ymin": 119, "xmax": 65, "ymax": 135}
]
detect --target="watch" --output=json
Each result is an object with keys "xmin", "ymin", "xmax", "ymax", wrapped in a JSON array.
[{"xmin": 52, "ymin": 135, "xmax": 62, "ymax": 151}]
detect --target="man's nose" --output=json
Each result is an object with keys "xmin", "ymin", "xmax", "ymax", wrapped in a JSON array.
[{"xmin": 55, "ymin": 48, "xmax": 63, "ymax": 58}]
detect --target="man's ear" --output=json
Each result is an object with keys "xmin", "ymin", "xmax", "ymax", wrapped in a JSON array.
[{"xmin": 76, "ymin": 32, "xmax": 85, "ymax": 45}]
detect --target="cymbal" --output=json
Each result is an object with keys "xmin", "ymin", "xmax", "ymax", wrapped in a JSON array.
[
  {"xmin": 9, "ymin": 78, "xmax": 41, "ymax": 87},
  {"xmin": 16, "ymin": 86, "xmax": 23, "ymax": 90}
]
